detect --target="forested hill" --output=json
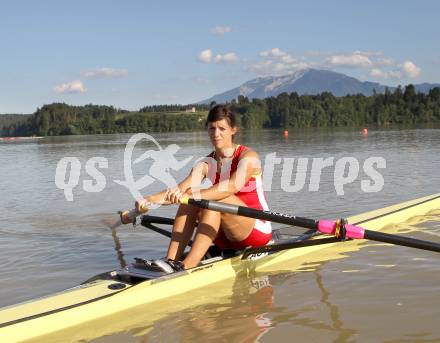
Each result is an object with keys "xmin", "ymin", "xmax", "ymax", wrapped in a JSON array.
[
  {"xmin": 0, "ymin": 104, "xmax": 209, "ymax": 136},
  {"xmin": 2, "ymin": 84, "xmax": 440, "ymax": 137},
  {"xmin": 233, "ymin": 85, "xmax": 440, "ymax": 128}
]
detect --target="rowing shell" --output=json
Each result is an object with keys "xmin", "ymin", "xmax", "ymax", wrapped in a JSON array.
[{"xmin": 0, "ymin": 193, "xmax": 439, "ymax": 342}]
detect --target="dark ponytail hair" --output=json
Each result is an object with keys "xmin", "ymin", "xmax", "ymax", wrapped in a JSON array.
[{"xmin": 207, "ymin": 104, "xmax": 237, "ymax": 128}]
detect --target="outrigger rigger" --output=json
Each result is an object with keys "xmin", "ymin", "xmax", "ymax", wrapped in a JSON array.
[{"xmin": 0, "ymin": 193, "xmax": 439, "ymax": 342}]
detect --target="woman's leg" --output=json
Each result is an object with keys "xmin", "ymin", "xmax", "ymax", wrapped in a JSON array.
[
  {"xmin": 217, "ymin": 195, "xmax": 257, "ymax": 242},
  {"xmin": 182, "ymin": 207, "xmax": 221, "ymax": 268},
  {"xmin": 182, "ymin": 195, "xmax": 256, "ymax": 269},
  {"xmin": 166, "ymin": 204, "xmax": 199, "ymax": 261}
]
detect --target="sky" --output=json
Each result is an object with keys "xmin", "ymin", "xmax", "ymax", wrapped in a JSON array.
[{"xmin": 1, "ymin": 0, "xmax": 439, "ymax": 113}]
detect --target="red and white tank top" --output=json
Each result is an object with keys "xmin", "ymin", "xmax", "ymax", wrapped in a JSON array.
[{"xmin": 206, "ymin": 145, "xmax": 272, "ymax": 234}]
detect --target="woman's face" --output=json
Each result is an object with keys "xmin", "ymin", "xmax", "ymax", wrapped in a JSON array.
[{"xmin": 207, "ymin": 119, "xmax": 237, "ymax": 149}]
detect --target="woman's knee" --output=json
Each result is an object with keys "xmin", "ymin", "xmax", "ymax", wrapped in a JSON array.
[
  {"xmin": 176, "ymin": 203, "xmax": 199, "ymax": 216},
  {"xmin": 199, "ymin": 208, "xmax": 221, "ymax": 223}
]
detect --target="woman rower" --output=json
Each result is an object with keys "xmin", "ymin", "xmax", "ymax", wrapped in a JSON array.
[{"xmin": 135, "ymin": 104, "xmax": 272, "ymax": 271}]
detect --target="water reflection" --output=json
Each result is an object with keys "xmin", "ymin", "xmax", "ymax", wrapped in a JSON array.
[
  {"xmin": 111, "ymin": 228, "xmax": 127, "ymax": 268},
  {"xmin": 314, "ymin": 268, "xmax": 357, "ymax": 343},
  {"xmin": 146, "ymin": 275, "xmax": 275, "ymax": 342},
  {"xmin": 100, "ymin": 267, "xmax": 358, "ymax": 343}
]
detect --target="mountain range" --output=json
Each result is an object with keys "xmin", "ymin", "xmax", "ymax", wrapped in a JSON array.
[{"xmin": 200, "ymin": 69, "xmax": 440, "ymax": 104}]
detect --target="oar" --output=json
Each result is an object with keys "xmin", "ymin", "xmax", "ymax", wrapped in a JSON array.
[
  {"xmin": 101, "ymin": 202, "xmax": 150, "ymax": 229},
  {"xmin": 141, "ymin": 215, "xmax": 174, "ymax": 238},
  {"xmin": 181, "ymin": 198, "xmax": 440, "ymax": 254}
]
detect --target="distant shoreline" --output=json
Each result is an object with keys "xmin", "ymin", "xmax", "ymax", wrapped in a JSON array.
[{"xmin": 2, "ymin": 85, "xmax": 439, "ymax": 137}]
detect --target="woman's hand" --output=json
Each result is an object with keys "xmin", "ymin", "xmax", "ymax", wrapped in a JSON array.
[
  {"xmin": 165, "ymin": 187, "xmax": 184, "ymax": 204},
  {"xmin": 180, "ymin": 188, "xmax": 194, "ymax": 202},
  {"xmin": 135, "ymin": 197, "xmax": 151, "ymax": 213}
]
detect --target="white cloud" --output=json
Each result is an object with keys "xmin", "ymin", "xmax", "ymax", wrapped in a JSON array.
[
  {"xmin": 198, "ymin": 49, "xmax": 212, "ymax": 63},
  {"xmin": 353, "ymin": 50, "xmax": 384, "ymax": 57},
  {"xmin": 327, "ymin": 53, "xmax": 373, "ymax": 68},
  {"xmin": 249, "ymin": 59, "xmax": 309, "ymax": 75},
  {"xmin": 199, "ymin": 50, "xmax": 238, "ymax": 64},
  {"xmin": 249, "ymin": 48, "xmax": 420, "ymax": 81},
  {"xmin": 280, "ymin": 55, "xmax": 297, "ymax": 64},
  {"xmin": 369, "ymin": 60, "xmax": 421, "ymax": 80},
  {"xmin": 401, "ymin": 60, "xmax": 421, "ymax": 78},
  {"xmin": 304, "ymin": 50, "xmax": 383, "ymax": 59},
  {"xmin": 54, "ymin": 80, "xmax": 86, "ymax": 94},
  {"xmin": 251, "ymin": 48, "xmax": 309, "ymax": 75},
  {"xmin": 375, "ymin": 57, "xmax": 395, "ymax": 66},
  {"xmin": 369, "ymin": 68, "xmax": 388, "ymax": 78},
  {"xmin": 273, "ymin": 63, "xmax": 290, "ymax": 73},
  {"xmin": 369, "ymin": 69, "xmax": 395, "ymax": 80},
  {"xmin": 248, "ymin": 60, "xmax": 273, "ymax": 74},
  {"xmin": 210, "ymin": 26, "xmax": 231, "ymax": 36},
  {"xmin": 369, "ymin": 68, "xmax": 401, "ymax": 79},
  {"xmin": 214, "ymin": 52, "xmax": 239, "ymax": 64},
  {"xmin": 80, "ymin": 67, "xmax": 128, "ymax": 78},
  {"xmin": 323, "ymin": 52, "xmax": 420, "ymax": 80},
  {"xmin": 259, "ymin": 48, "xmax": 288, "ymax": 58}
]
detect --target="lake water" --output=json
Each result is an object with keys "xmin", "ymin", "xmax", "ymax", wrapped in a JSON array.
[{"xmin": 0, "ymin": 127, "xmax": 439, "ymax": 342}]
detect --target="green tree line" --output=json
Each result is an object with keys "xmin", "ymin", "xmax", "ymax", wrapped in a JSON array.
[
  {"xmin": 1, "ymin": 103, "xmax": 207, "ymax": 136},
  {"xmin": 2, "ymin": 85, "xmax": 439, "ymax": 137},
  {"xmin": 232, "ymin": 85, "xmax": 440, "ymax": 128}
]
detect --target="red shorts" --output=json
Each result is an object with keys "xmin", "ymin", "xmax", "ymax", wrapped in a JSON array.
[{"xmin": 213, "ymin": 226, "xmax": 272, "ymax": 250}]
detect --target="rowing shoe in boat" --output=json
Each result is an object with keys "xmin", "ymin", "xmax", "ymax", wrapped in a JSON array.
[{"xmin": 0, "ymin": 193, "xmax": 439, "ymax": 342}]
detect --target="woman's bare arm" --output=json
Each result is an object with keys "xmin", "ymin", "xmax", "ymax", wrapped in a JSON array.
[
  {"xmin": 140, "ymin": 160, "xmax": 208, "ymax": 206},
  {"xmin": 190, "ymin": 149, "xmax": 261, "ymax": 201}
]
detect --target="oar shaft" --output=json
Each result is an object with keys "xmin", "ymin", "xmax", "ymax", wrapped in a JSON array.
[
  {"xmin": 364, "ymin": 230, "xmax": 440, "ymax": 253},
  {"xmin": 183, "ymin": 198, "xmax": 440, "ymax": 254},
  {"xmin": 186, "ymin": 199, "xmax": 319, "ymax": 230}
]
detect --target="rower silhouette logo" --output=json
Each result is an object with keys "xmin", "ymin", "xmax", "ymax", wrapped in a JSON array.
[
  {"xmin": 114, "ymin": 133, "xmax": 192, "ymax": 206},
  {"xmin": 54, "ymin": 133, "xmax": 193, "ymax": 202}
]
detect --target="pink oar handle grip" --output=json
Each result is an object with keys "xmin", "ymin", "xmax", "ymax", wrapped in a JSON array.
[{"xmin": 317, "ymin": 220, "xmax": 365, "ymax": 239}]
